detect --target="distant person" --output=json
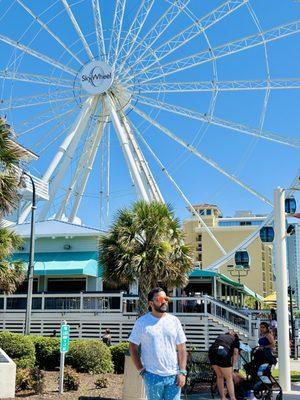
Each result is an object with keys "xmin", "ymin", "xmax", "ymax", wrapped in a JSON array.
[
  {"xmin": 102, "ymin": 329, "xmax": 112, "ymax": 346},
  {"xmin": 269, "ymin": 308, "xmax": 277, "ymax": 339},
  {"xmin": 208, "ymin": 331, "xmax": 240, "ymax": 400},
  {"xmin": 50, "ymin": 329, "xmax": 57, "ymax": 337}
]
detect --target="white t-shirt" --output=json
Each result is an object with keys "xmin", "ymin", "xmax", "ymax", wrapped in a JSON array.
[{"xmin": 129, "ymin": 312, "xmax": 186, "ymax": 376}]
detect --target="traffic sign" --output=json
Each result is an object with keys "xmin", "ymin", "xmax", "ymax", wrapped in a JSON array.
[{"xmin": 60, "ymin": 324, "xmax": 70, "ymax": 353}]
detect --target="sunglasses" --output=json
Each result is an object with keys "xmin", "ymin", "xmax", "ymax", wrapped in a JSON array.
[{"xmin": 153, "ymin": 295, "xmax": 170, "ymax": 303}]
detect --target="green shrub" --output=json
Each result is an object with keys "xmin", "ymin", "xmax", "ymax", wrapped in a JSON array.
[
  {"xmin": 63, "ymin": 367, "xmax": 80, "ymax": 391},
  {"xmin": 95, "ymin": 375, "xmax": 108, "ymax": 389},
  {"xmin": 15, "ymin": 367, "xmax": 45, "ymax": 393},
  {"xmin": 295, "ymin": 310, "xmax": 300, "ymax": 318},
  {"xmin": 110, "ymin": 342, "xmax": 129, "ymax": 374},
  {"xmin": 66, "ymin": 339, "xmax": 114, "ymax": 374},
  {"xmin": 0, "ymin": 331, "xmax": 35, "ymax": 368},
  {"xmin": 31, "ymin": 336, "xmax": 60, "ymax": 370}
]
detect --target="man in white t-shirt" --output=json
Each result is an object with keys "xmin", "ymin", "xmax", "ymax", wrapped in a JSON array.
[{"xmin": 129, "ymin": 287, "xmax": 187, "ymax": 400}]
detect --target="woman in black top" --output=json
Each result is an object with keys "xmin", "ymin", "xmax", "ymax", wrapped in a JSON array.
[{"xmin": 208, "ymin": 331, "xmax": 240, "ymax": 400}]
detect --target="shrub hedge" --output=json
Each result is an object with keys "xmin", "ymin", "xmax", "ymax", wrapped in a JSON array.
[
  {"xmin": 0, "ymin": 331, "xmax": 35, "ymax": 368},
  {"xmin": 110, "ymin": 342, "xmax": 129, "ymax": 374},
  {"xmin": 31, "ymin": 336, "xmax": 60, "ymax": 370},
  {"xmin": 66, "ymin": 339, "xmax": 114, "ymax": 374}
]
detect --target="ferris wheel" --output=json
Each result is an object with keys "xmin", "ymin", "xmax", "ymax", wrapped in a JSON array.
[{"xmin": 1, "ymin": 0, "xmax": 300, "ymax": 270}]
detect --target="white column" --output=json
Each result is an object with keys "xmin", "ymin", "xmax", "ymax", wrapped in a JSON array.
[{"xmin": 274, "ymin": 187, "xmax": 291, "ymax": 392}]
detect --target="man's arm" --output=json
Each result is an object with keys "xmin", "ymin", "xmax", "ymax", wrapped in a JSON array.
[
  {"xmin": 176, "ymin": 343, "xmax": 187, "ymax": 387},
  {"xmin": 129, "ymin": 342, "xmax": 144, "ymax": 373}
]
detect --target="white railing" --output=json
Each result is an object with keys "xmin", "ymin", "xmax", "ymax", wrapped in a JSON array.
[{"xmin": 0, "ymin": 292, "xmax": 259, "ymax": 337}]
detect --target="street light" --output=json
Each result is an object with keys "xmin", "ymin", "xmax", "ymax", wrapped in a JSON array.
[{"xmin": 21, "ymin": 171, "xmax": 36, "ymax": 335}]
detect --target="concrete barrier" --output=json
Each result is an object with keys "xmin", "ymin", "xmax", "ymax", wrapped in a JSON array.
[
  {"xmin": 0, "ymin": 348, "xmax": 16, "ymax": 399},
  {"xmin": 122, "ymin": 355, "xmax": 146, "ymax": 400}
]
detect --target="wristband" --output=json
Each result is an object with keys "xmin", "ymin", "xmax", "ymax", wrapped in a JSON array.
[
  {"xmin": 179, "ymin": 369, "xmax": 187, "ymax": 376},
  {"xmin": 139, "ymin": 368, "xmax": 146, "ymax": 376}
]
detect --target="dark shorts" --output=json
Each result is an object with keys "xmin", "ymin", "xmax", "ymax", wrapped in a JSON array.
[{"xmin": 208, "ymin": 347, "xmax": 232, "ymax": 368}]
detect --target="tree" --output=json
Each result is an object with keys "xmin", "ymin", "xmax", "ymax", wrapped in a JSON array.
[
  {"xmin": 0, "ymin": 118, "xmax": 26, "ymax": 293},
  {"xmin": 99, "ymin": 201, "xmax": 193, "ymax": 314}
]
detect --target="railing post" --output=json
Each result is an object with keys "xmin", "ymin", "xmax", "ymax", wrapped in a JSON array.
[
  {"xmin": 204, "ymin": 296, "xmax": 207, "ymax": 314},
  {"xmin": 3, "ymin": 294, "xmax": 7, "ymax": 312},
  {"xmin": 80, "ymin": 292, "xmax": 83, "ymax": 312},
  {"xmin": 41, "ymin": 292, "xmax": 45, "ymax": 311}
]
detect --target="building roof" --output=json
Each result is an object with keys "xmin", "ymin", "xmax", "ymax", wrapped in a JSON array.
[
  {"xmin": 12, "ymin": 251, "xmax": 101, "ymax": 277},
  {"xmin": 10, "ymin": 220, "xmax": 105, "ymax": 238}
]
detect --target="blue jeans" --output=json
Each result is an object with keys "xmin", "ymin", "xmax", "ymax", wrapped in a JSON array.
[{"xmin": 143, "ymin": 371, "xmax": 181, "ymax": 400}]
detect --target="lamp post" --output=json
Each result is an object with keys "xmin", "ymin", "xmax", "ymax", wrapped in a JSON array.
[
  {"xmin": 274, "ymin": 188, "xmax": 291, "ymax": 392},
  {"xmin": 22, "ymin": 171, "xmax": 36, "ymax": 335}
]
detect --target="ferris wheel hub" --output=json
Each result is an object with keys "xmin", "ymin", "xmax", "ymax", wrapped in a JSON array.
[{"xmin": 80, "ymin": 60, "xmax": 114, "ymax": 95}]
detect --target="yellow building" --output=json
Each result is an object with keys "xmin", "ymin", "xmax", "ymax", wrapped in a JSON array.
[{"xmin": 183, "ymin": 204, "xmax": 274, "ymax": 298}]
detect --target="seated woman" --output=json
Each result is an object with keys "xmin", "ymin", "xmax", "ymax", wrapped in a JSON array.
[
  {"xmin": 254, "ymin": 322, "xmax": 276, "ymax": 366},
  {"xmin": 208, "ymin": 331, "xmax": 240, "ymax": 400}
]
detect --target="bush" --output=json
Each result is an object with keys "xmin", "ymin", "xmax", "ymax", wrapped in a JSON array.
[
  {"xmin": 63, "ymin": 367, "xmax": 80, "ymax": 391},
  {"xmin": 95, "ymin": 375, "xmax": 108, "ymax": 389},
  {"xmin": 110, "ymin": 342, "xmax": 129, "ymax": 374},
  {"xmin": 66, "ymin": 339, "xmax": 114, "ymax": 374},
  {"xmin": 31, "ymin": 336, "xmax": 60, "ymax": 370},
  {"xmin": 0, "ymin": 331, "xmax": 35, "ymax": 368},
  {"xmin": 15, "ymin": 367, "xmax": 45, "ymax": 393}
]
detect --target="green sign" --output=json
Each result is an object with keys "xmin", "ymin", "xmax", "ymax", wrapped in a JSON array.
[{"xmin": 60, "ymin": 324, "xmax": 70, "ymax": 353}]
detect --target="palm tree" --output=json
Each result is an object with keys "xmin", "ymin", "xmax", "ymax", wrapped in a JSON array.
[
  {"xmin": 0, "ymin": 117, "xmax": 28, "ymax": 217},
  {"xmin": 0, "ymin": 117, "xmax": 26, "ymax": 293},
  {"xmin": 99, "ymin": 201, "xmax": 193, "ymax": 314}
]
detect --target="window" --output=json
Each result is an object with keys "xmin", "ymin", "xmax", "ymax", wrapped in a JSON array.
[
  {"xmin": 240, "ymin": 221, "xmax": 252, "ymax": 226},
  {"xmin": 206, "ymin": 209, "xmax": 212, "ymax": 215},
  {"xmin": 197, "ymin": 234, "xmax": 202, "ymax": 242},
  {"xmin": 199, "ymin": 209, "xmax": 205, "ymax": 215},
  {"xmin": 47, "ymin": 278, "xmax": 86, "ymax": 293},
  {"xmin": 198, "ymin": 254, "xmax": 202, "ymax": 261},
  {"xmin": 197, "ymin": 244, "xmax": 202, "ymax": 251}
]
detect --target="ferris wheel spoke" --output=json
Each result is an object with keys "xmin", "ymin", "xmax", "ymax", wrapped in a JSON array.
[
  {"xmin": 134, "ymin": 78, "xmax": 300, "ymax": 93},
  {"xmin": 120, "ymin": 0, "xmax": 191, "ymax": 80},
  {"xmin": 133, "ymin": 105, "xmax": 273, "ymax": 207},
  {"xmin": 115, "ymin": 0, "xmax": 155, "ymax": 73},
  {"xmin": 0, "ymin": 70, "xmax": 76, "ymax": 88},
  {"xmin": 108, "ymin": 0, "xmax": 126, "ymax": 67},
  {"xmin": 18, "ymin": 103, "xmax": 76, "ymax": 136},
  {"xmin": 135, "ymin": 95, "xmax": 300, "ymax": 148},
  {"xmin": 132, "ymin": 19, "xmax": 300, "ymax": 84},
  {"xmin": 131, "ymin": 121, "xmax": 227, "ymax": 255},
  {"xmin": 0, "ymin": 90, "xmax": 86, "ymax": 111},
  {"xmin": 16, "ymin": 0, "xmax": 84, "ymax": 66},
  {"xmin": 123, "ymin": 0, "xmax": 247, "ymax": 84},
  {"xmin": 91, "ymin": 0, "xmax": 106, "ymax": 60},
  {"xmin": 36, "ymin": 119, "xmax": 77, "ymax": 154},
  {"xmin": 0, "ymin": 33, "xmax": 77, "ymax": 77},
  {"xmin": 60, "ymin": 0, "xmax": 94, "ymax": 60}
]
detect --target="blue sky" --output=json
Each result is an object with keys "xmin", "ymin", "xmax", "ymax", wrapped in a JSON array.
[{"xmin": 1, "ymin": 0, "xmax": 300, "ymax": 228}]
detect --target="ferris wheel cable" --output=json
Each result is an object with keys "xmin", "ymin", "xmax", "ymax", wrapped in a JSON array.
[
  {"xmin": 91, "ymin": 0, "xmax": 106, "ymax": 60},
  {"xmin": 131, "ymin": 121, "xmax": 227, "ymax": 256},
  {"xmin": 133, "ymin": 78, "xmax": 300, "ymax": 93},
  {"xmin": 108, "ymin": 0, "xmax": 126, "ymax": 67},
  {"xmin": 119, "ymin": 0, "xmax": 191, "ymax": 80},
  {"xmin": 0, "ymin": 34, "xmax": 77, "ymax": 77},
  {"xmin": 18, "ymin": 106, "xmax": 76, "ymax": 136},
  {"xmin": 115, "ymin": 0, "xmax": 155, "ymax": 73},
  {"xmin": 0, "ymin": 70, "xmax": 76, "ymax": 88},
  {"xmin": 0, "ymin": 90, "xmax": 86, "ymax": 111},
  {"xmin": 37, "ymin": 96, "xmax": 99, "ymax": 221},
  {"xmin": 69, "ymin": 115, "xmax": 109, "ymax": 222},
  {"xmin": 15, "ymin": 0, "xmax": 84, "ymax": 66},
  {"xmin": 130, "ymin": 19, "xmax": 300, "ymax": 84},
  {"xmin": 135, "ymin": 94, "xmax": 300, "ymax": 148},
  {"xmin": 56, "ymin": 99, "xmax": 104, "ymax": 219},
  {"xmin": 121, "ymin": 0, "xmax": 247, "ymax": 82},
  {"xmin": 133, "ymin": 105, "xmax": 273, "ymax": 207},
  {"xmin": 60, "ymin": 0, "xmax": 94, "ymax": 61},
  {"xmin": 106, "ymin": 124, "xmax": 111, "ymax": 223}
]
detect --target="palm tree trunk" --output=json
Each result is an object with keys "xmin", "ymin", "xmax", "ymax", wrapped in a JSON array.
[{"xmin": 137, "ymin": 276, "xmax": 151, "ymax": 317}]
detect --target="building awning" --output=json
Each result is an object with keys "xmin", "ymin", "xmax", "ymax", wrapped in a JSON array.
[
  {"xmin": 12, "ymin": 252, "xmax": 101, "ymax": 277},
  {"xmin": 242, "ymin": 285, "xmax": 264, "ymax": 301}
]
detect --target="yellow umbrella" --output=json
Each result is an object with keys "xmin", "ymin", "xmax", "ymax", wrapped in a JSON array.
[{"xmin": 263, "ymin": 292, "xmax": 276, "ymax": 303}]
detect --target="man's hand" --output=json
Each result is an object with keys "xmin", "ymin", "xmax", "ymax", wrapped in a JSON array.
[{"xmin": 176, "ymin": 374, "xmax": 186, "ymax": 387}]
